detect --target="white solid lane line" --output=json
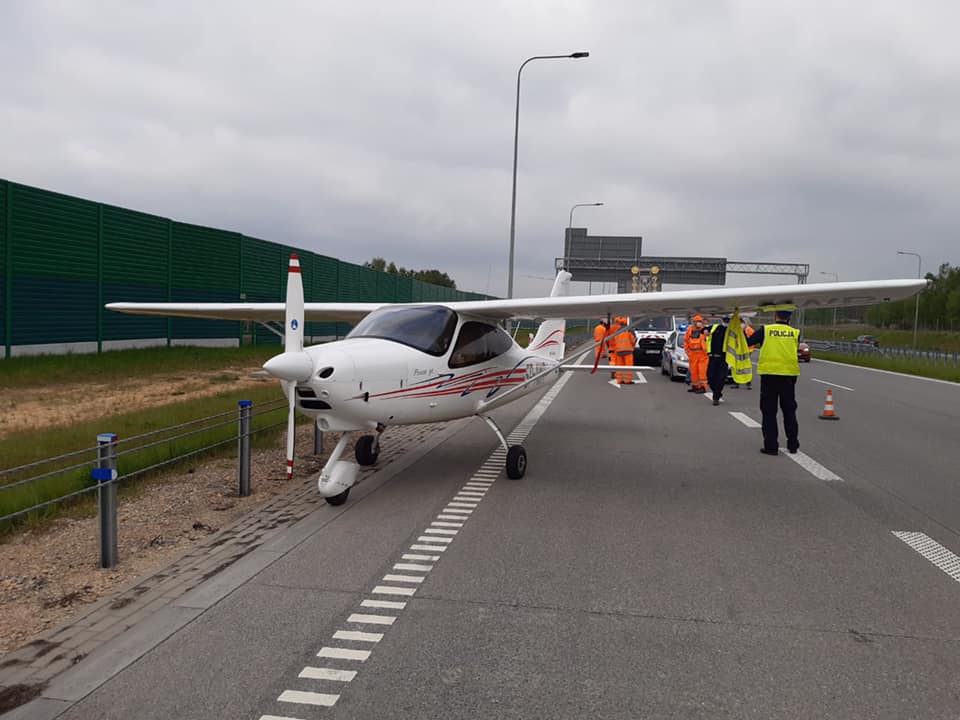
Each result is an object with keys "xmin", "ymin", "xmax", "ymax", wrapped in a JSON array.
[
  {"xmin": 298, "ymin": 667, "xmax": 357, "ymax": 682},
  {"xmin": 892, "ymin": 532, "xmax": 960, "ymax": 584},
  {"xmin": 362, "ymin": 598, "xmax": 407, "ymax": 609},
  {"xmin": 277, "ymin": 690, "xmax": 340, "ymax": 707},
  {"xmin": 347, "ymin": 613, "xmax": 396, "ymax": 625},
  {"xmin": 811, "ymin": 377, "xmax": 855, "ymax": 392},
  {"xmin": 317, "ymin": 647, "xmax": 370, "ymax": 661},
  {"xmin": 260, "ymin": 715, "xmax": 306, "ymax": 720},
  {"xmin": 784, "ymin": 450, "xmax": 843, "ymax": 481},
  {"xmin": 729, "ymin": 411, "xmax": 761, "ymax": 429},
  {"xmin": 334, "ymin": 630, "xmax": 383, "ymax": 643}
]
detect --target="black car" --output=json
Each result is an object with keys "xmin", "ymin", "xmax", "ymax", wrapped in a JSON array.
[{"xmin": 854, "ymin": 334, "xmax": 880, "ymax": 348}]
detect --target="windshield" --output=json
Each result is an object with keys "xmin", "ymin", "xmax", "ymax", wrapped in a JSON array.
[
  {"xmin": 347, "ymin": 306, "xmax": 458, "ymax": 356},
  {"xmin": 635, "ymin": 316, "xmax": 672, "ymax": 331}
]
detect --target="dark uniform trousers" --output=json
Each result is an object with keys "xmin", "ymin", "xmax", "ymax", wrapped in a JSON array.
[
  {"xmin": 707, "ymin": 356, "xmax": 727, "ymax": 398},
  {"xmin": 759, "ymin": 375, "xmax": 798, "ymax": 452}
]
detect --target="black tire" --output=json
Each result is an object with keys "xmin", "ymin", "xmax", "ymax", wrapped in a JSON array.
[
  {"xmin": 506, "ymin": 445, "xmax": 527, "ymax": 479},
  {"xmin": 325, "ymin": 488, "xmax": 350, "ymax": 506},
  {"xmin": 355, "ymin": 435, "xmax": 379, "ymax": 466}
]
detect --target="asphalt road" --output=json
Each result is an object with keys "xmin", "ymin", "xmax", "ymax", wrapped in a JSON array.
[{"xmin": 15, "ymin": 361, "xmax": 960, "ymax": 719}]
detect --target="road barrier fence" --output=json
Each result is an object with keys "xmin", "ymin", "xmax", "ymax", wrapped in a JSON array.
[
  {"xmin": 0, "ymin": 398, "xmax": 322, "ymax": 567},
  {"xmin": 804, "ymin": 339, "xmax": 960, "ymax": 366}
]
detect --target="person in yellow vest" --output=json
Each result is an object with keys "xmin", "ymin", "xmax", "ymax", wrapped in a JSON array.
[
  {"xmin": 614, "ymin": 319, "xmax": 636, "ymax": 385},
  {"xmin": 593, "ymin": 319, "xmax": 610, "ymax": 363},
  {"xmin": 747, "ymin": 309, "xmax": 800, "ymax": 455},
  {"xmin": 606, "ymin": 316, "xmax": 623, "ymax": 380}
]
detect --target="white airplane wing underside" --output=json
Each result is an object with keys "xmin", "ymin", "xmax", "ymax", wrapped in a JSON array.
[{"xmin": 107, "ymin": 278, "xmax": 926, "ymax": 323}]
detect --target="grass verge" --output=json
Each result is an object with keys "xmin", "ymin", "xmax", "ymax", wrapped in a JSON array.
[
  {"xmin": 815, "ymin": 351, "xmax": 960, "ymax": 383},
  {"xmin": 804, "ymin": 326, "xmax": 960, "ymax": 353},
  {"xmin": 0, "ymin": 384, "xmax": 301, "ymax": 534},
  {"xmin": 0, "ymin": 345, "xmax": 279, "ymax": 389}
]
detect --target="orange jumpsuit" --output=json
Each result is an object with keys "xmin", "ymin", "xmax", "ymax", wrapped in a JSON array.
[
  {"xmin": 614, "ymin": 329, "xmax": 636, "ymax": 384},
  {"xmin": 684, "ymin": 324, "xmax": 708, "ymax": 390},
  {"xmin": 606, "ymin": 321, "xmax": 623, "ymax": 379},
  {"xmin": 593, "ymin": 323, "xmax": 608, "ymax": 362}
]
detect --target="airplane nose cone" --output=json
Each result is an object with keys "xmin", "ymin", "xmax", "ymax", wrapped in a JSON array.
[{"xmin": 262, "ymin": 351, "xmax": 314, "ymax": 382}]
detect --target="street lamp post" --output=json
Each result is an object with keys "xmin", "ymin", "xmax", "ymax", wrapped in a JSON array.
[
  {"xmin": 507, "ymin": 51, "xmax": 589, "ymax": 299},
  {"xmin": 820, "ymin": 271, "xmax": 838, "ymax": 337},
  {"xmin": 567, "ymin": 202, "xmax": 603, "ymax": 250},
  {"xmin": 897, "ymin": 251, "xmax": 922, "ymax": 349}
]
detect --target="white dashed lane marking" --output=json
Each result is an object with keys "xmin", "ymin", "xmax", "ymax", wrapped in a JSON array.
[
  {"xmin": 394, "ymin": 563, "xmax": 433, "ymax": 572},
  {"xmin": 811, "ymin": 377, "xmax": 855, "ymax": 392},
  {"xmin": 333, "ymin": 630, "xmax": 383, "ymax": 643},
  {"xmin": 728, "ymin": 411, "xmax": 761, "ymax": 428},
  {"xmin": 372, "ymin": 585, "xmax": 418, "ymax": 595},
  {"xmin": 277, "ymin": 690, "xmax": 339, "ymax": 707},
  {"xmin": 361, "ymin": 599, "xmax": 407, "ymax": 609},
  {"xmin": 382, "ymin": 574, "xmax": 424, "ymax": 583},
  {"xmin": 784, "ymin": 450, "xmax": 843, "ymax": 481},
  {"xmin": 411, "ymin": 544, "xmax": 446, "ymax": 552},
  {"xmin": 347, "ymin": 613, "xmax": 396, "ymax": 625},
  {"xmin": 892, "ymin": 532, "xmax": 960, "ymax": 584},
  {"xmin": 317, "ymin": 647, "xmax": 370, "ymax": 661},
  {"xmin": 298, "ymin": 668, "xmax": 357, "ymax": 682}
]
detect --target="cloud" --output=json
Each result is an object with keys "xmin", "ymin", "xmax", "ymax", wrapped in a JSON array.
[{"xmin": 1, "ymin": 0, "xmax": 957, "ymax": 297}]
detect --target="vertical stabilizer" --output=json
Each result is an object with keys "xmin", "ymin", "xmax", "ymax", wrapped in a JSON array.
[{"xmin": 527, "ymin": 271, "xmax": 571, "ymax": 360}]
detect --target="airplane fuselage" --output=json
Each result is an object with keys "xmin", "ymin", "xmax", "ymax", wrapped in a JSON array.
[{"xmin": 285, "ymin": 314, "xmax": 562, "ymax": 432}]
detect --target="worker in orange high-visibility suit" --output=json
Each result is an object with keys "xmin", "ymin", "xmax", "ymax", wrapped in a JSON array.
[
  {"xmin": 614, "ymin": 320, "xmax": 636, "ymax": 384},
  {"xmin": 593, "ymin": 320, "xmax": 610, "ymax": 363},
  {"xmin": 684, "ymin": 314, "xmax": 709, "ymax": 393},
  {"xmin": 606, "ymin": 316, "xmax": 623, "ymax": 379}
]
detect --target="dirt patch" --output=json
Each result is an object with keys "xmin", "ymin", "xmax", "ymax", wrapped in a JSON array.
[{"xmin": 0, "ymin": 368, "xmax": 269, "ymax": 438}]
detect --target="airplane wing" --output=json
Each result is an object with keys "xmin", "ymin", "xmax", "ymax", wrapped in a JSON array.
[
  {"xmin": 444, "ymin": 278, "xmax": 927, "ymax": 320},
  {"xmin": 105, "ymin": 302, "xmax": 383, "ymax": 323},
  {"xmin": 107, "ymin": 277, "xmax": 926, "ymax": 323}
]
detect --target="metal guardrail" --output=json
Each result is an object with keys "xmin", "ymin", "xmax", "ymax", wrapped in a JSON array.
[
  {"xmin": 805, "ymin": 339, "xmax": 960, "ymax": 366},
  {"xmin": 0, "ymin": 398, "xmax": 322, "ymax": 567}
]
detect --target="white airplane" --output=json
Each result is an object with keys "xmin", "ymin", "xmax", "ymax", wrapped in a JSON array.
[{"xmin": 108, "ymin": 256, "xmax": 925, "ymax": 505}]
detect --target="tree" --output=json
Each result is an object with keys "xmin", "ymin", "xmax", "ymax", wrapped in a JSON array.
[{"xmin": 363, "ymin": 258, "xmax": 457, "ymax": 289}]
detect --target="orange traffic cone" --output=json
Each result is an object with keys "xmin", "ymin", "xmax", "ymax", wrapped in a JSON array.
[{"xmin": 818, "ymin": 389, "xmax": 839, "ymax": 420}]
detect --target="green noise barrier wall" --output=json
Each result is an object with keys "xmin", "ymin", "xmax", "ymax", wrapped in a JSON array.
[{"xmin": 1, "ymin": 179, "xmax": 493, "ymax": 358}]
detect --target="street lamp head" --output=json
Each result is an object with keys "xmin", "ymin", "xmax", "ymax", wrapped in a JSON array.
[{"xmin": 570, "ymin": 51, "xmax": 590, "ymax": 58}]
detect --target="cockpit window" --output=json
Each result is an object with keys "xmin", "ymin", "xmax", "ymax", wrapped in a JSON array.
[
  {"xmin": 449, "ymin": 321, "xmax": 513, "ymax": 368},
  {"xmin": 347, "ymin": 306, "xmax": 458, "ymax": 356}
]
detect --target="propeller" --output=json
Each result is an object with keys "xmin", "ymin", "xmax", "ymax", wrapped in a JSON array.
[{"xmin": 262, "ymin": 254, "xmax": 312, "ymax": 480}]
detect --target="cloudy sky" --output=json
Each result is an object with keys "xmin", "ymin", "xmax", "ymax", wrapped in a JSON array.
[{"xmin": 1, "ymin": 0, "xmax": 957, "ymax": 297}]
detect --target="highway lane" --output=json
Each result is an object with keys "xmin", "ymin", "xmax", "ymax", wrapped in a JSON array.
[{"xmin": 19, "ymin": 362, "xmax": 960, "ymax": 719}]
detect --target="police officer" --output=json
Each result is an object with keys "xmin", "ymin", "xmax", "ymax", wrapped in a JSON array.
[
  {"xmin": 706, "ymin": 315, "xmax": 729, "ymax": 406},
  {"xmin": 747, "ymin": 309, "xmax": 800, "ymax": 455}
]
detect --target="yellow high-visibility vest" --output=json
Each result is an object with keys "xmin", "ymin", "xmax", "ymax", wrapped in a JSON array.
[
  {"xmin": 757, "ymin": 323, "xmax": 800, "ymax": 376},
  {"xmin": 725, "ymin": 313, "xmax": 753, "ymax": 384}
]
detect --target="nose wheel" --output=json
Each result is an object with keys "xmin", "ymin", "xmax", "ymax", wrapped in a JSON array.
[{"xmin": 355, "ymin": 435, "xmax": 380, "ymax": 466}]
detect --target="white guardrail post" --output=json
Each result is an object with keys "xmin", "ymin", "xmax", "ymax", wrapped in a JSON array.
[
  {"xmin": 238, "ymin": 400, "xmax": 252, "ymax": 497},
  {"xmin": 94, "ymin": 433, "xmax": 119, "ymax": 569}
]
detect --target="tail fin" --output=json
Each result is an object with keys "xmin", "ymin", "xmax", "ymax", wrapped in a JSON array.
[{"xmin": 527, "ymin": 271, "xmax": 571, "ymax": 360}]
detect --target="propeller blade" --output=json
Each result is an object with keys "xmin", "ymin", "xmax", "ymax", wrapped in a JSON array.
[
  {"xmin": 286, "ymin": 254, "xmax": 305, "ymax": 353},
  {"xmin": 286, "ymin": 380, "xmax": 296, "ymax": 480}
]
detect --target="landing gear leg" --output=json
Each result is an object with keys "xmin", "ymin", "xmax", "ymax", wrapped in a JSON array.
[
  {"xmin": 480, "ymin": 415, "xmax": 527, "ymax": 479},
  {"xmin": 319, "ymin": 433, "xmax": 357, "ymax": 506}
]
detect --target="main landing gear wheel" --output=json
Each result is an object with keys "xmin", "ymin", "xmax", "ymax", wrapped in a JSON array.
[
  {"xmin": 355, "ymin": 435, "xmax": 379, "ymax": 466},
  {"xmin": 325, "ymin": 488, "xmax": 350, "ymax": 506},
  {"xmin": 506, "ymin": 445, "xmax": 527, "ymax": 479}
]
